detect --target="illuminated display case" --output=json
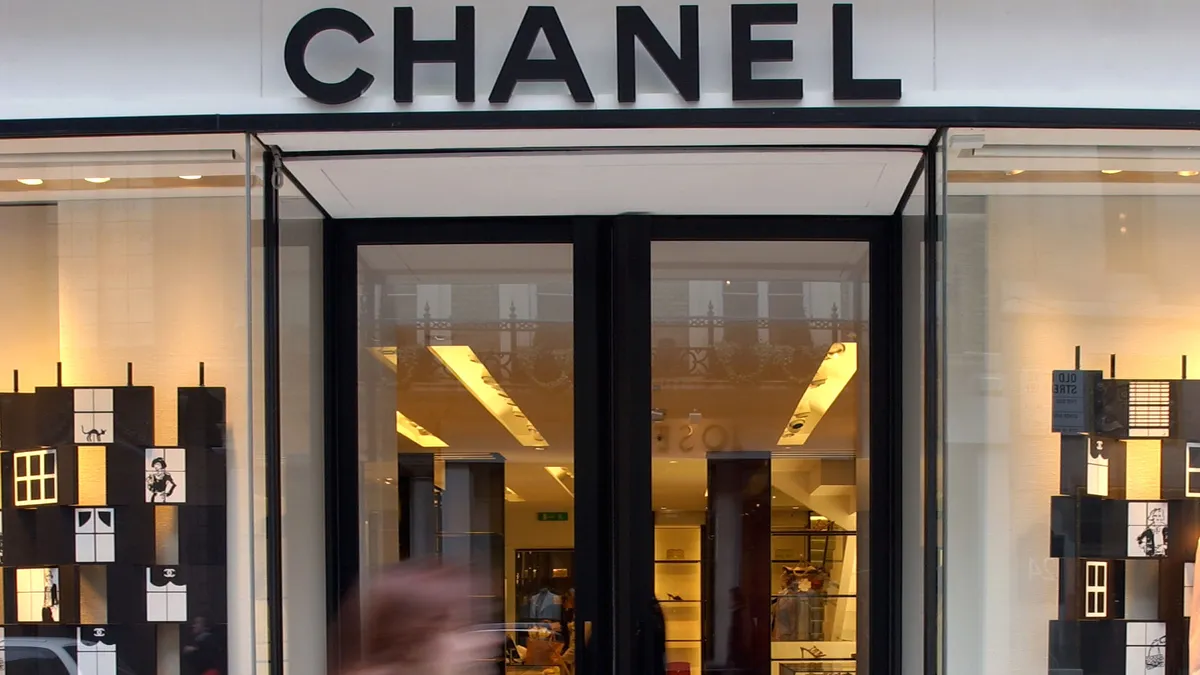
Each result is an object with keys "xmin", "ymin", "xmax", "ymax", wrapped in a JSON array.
[
  {"xmin": 1049, "ymin": 362, "xmax": 1200, "ymax": 675},
  {"xmin": 0, "ymin": 365, "xmax": 228, "ymax": 675}
]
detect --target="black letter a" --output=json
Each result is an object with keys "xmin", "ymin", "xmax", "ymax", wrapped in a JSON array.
[{"xmin": 489, "ymin": 7, "xmax": 594, "ymax": 103}]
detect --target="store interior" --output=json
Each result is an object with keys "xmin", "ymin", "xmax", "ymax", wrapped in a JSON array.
[{"xmin": 353, "ymin": 239, "xmax": 868, "ymax": 675}]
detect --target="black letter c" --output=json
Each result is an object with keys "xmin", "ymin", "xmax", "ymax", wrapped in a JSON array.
[{"xmin": 285, "ymin": 8, "xmax": 376, "ymax": 105}]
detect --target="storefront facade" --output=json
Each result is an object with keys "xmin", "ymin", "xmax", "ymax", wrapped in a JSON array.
[{"xmin": 2, "ymin": 1, "xmax": 1200, "ymax": 675}]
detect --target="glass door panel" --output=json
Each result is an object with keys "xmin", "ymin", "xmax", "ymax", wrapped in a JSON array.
[
  {"xmin": 355, "ymin": 243, "xmax": 577, "ymax": 671},
  {"xmin": 650, "ymin": 240, "xmax": 869, "ymax": 675}
]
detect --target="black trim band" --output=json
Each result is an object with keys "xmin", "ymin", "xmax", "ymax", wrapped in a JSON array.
[{"xmin": 12, "ymin": 106, "xmax": 1200, "ymax": 138}]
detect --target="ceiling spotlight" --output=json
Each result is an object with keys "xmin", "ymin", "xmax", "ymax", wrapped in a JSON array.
[
  {"xmin": 178, "ymin": 175, "xmax": 203, "ymax": 180},
  {"xmin": 1005, "ymin": 169, "xmax": 1025, "ymax": 176},
  {"xmin": 84, "ymin": 177, "xmax": 111, "ymax": 184},
  {"xmin": 1101, "ymin": 169, "xmax": 1123, "ymax": 175},
  {"xmin": 16, "ymin": 178, "xmax": 43, "ymax": 186},
  {"xmin": 1179, "ymin": 171, "xmax": 1199, "ymax": 177}
]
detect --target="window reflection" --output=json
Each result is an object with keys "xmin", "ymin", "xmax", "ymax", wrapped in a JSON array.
[{"xmin": 651, "ymin": 241, "xmax": 868, "ymax": 675}]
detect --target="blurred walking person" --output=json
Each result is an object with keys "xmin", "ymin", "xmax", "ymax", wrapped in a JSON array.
[{"xmin": 336, "ymin": 562, "xmax": 499, "ymax": 675}]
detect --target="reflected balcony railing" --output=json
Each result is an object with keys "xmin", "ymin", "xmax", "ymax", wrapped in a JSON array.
[{"xmin": 367, "ymin": 310, "xmax": 861, "ymax": 389}]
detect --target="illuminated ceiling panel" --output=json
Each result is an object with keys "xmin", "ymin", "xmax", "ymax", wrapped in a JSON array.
[
  {"xmin": 395, "ymin": 411, "xmax": 447, "ymax": 448},
  {"xmin": 429, "ymin": 345, "xmax": 548, "ymax": 448},
  {"xmin": 777, "ymin": 343, "xmax": 858, "ymax": 446}
]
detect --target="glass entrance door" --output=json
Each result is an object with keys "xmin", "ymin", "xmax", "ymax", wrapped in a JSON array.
[
  {"xmin": 650, "ymin": 238, "xmax": 872, "ymax": 675},
  {"xmin": 325, "ymin": 217, "xmax": 899, "ymax": 675}
]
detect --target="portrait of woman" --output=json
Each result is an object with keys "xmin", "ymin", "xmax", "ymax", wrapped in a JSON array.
[{"xmin": 147, "ymin": 456, "xmax": 178, "ymax": 503}]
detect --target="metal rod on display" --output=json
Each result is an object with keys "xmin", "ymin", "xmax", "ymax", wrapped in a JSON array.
[
  {"xmin": 199, "ymin": 362, "xmax": 206, "ymax": 387},
  {"xmin": 1184, "ymin": 355, "xmax": 1188, "ymax": 380},
  {"xmin": 56, "ymin": 362, "xmax": 62, "ymax": 387},
  {"xmin": 126, "ymin": 362, "xmax": 133, "ymax": 386},
  {"xmin": 1111, "ymin": 355, "xmax": 1117, "ymax": 378},
  {"xmin": 12, "ymin": 369, "xmax": 17, "ymax": 393},
  {"xmin": 1074, "ymin": 345, "xmax": 1081, "ymax": 370}
]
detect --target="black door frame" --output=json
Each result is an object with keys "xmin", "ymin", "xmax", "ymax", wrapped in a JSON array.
[{"xmin": 323, "ymin": 214, "xmax": 902, "ymax": 675}]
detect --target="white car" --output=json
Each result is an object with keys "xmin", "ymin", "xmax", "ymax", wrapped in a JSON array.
[{"xmin": 1, "ymin": 636, "xmax": 138, "ymax": 675}]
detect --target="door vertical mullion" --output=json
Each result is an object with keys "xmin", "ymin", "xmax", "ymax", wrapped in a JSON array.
[
  {"xmin": 612, "ymin": 215, "xmax": 654, "ymax": 675},
  {"xmin": 574, "ymin": 217, "xmax": 611, "ymax": 675}
]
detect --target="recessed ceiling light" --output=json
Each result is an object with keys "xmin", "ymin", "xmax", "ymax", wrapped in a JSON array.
[
  {"xmin": 1101, "ymin": 169, "xmax": 1123, "ymax": 175},
  {"xmin": 84, "ymin": 177, "xmax": 111, "ymax": 184},
  {"xmin": 17, "ymin": 178, "xmax": 42, "ymax": 186},
  {"xmin": 1179, "ymin": 171, "xmax": 1199, "ymax": 177},
  {"xmin": 179, "ymin": 175, "xmax": 203, "ymax": 180},
  {"xmin": 1005, "ymin": 169, "xmax": 1025, "ymax": 176}
]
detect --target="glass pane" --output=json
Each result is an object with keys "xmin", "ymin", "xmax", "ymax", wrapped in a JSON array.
[
  {"xmin": 355, "ymin": 243, "xmax": 576, "ymax": 667},
  {"xmin": 942, "ymin": 128, "xmax": 1200, "ymax": 675},
  {"xmin": 651, "ymin": 241, "xmax": 869, "ymax": 675},
  {"xmin": 278, "ymin": 173, "xmax": 326, "ymax": 675},
  {"xmin": 0, "ymin": 134, "xmax": 256, "ymax": 674}
]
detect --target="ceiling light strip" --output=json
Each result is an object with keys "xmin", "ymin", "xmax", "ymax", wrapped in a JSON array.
[
  {"xmin": 777, "ymin": 342, "xmax": 859, "ymax": 446},
  {"xmin": 545, "ymin": 466, "xmax": 575, "ymax": 497},
  {"xmin": 429, "ymin": 345, "xmax": 548, "ymax": 448},
  {"xmin": 395, "ymin": 410, "xmax": 448, "ymax": 448}
]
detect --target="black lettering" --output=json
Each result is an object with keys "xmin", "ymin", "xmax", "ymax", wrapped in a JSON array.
[
  {"xmin": 730, "ymin": 4, "xmax": 803, "ymax": 102},
  {"xmin": 284, "ymin": 8, "xmax": 375, "ymax": 105},
  {"xmin": 616, "ymin": 6, "xmax": 700, "ymax": 103},
  {"xmin": 489, "ymin": 7, "xmax": 594, "ymax": 103},
  {"xmin": 679, "ymin": 424, "xmax": 696, "ymax": 453},
  {"xmin": 394, "ymin": 7, "xmax": 476, "ymax": 103},
  {"xmin": 701, "ymin": 424, "xmax": 728, "ymax": 451},
  {"xmin": 831, "ymin": 4, "xmax": 901, "ymax": 101}
]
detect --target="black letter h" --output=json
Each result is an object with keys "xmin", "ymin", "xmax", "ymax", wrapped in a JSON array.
[{"xmin": 394, "ymin": 7, "xmax": 476, "ymax": 103}]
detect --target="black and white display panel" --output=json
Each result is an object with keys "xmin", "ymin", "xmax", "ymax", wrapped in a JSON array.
[
  {"xmin": 1085, "ymin": 561, "xmax": 1107, "ymax": 618},
  {"xmin": 1128, "ymin": 502, "xmax": 1169, "ymax": 558},
  {"xmin": 1126, "ymin": 622, "xmax": 1167, "ymax": 675},
  {"xmin": 77, "ymin": 626, "xmax": 116, "ymax": 675},
  {"xmin": 145, "ymin": 448, "xmax": 185, "ymax": 503},
  {"xmin": 1187, "ymin": 443, "xmax": 1200, "ymax": 498},
  {"xmin": 0, "ymin": 374, "xmax": 228, "ymax": 672},
  {"xmin": 1088, "ymin": 439, "xmax": 1111, "ymax": 497},
  {"xmin": 1049, "ymin": 368, "xmax": 1200, "ymax": 675},
  {"xmin": 146, "ymin": 567, "xmax": 187, "ymax": 623},
  {"xmin": 74, "ymin": 389, "xmax": 114, "ymax": 445},
  {"xmin": 74, "ymin": 508, "xmax": 114, "ymax": 564},
  {"xmin": 12, "ymin": 450, "xmax": 56, "ymax": 507},
  {"xmin": 16, "ymin": 568, "xmax": 58, "ymax": 622}
]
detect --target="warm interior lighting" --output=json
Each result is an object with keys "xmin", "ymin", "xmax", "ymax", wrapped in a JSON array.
[
  {"xmin": 395, "ymin": 410, "xmax": 447, "ymax": 448},
  {"xmin": 777, "ymin": 342, "xmax": 859, "ymax": 446},
  {"xmin": 504, "ymin": 487, "xmax": 525, "ymax": 503},
  {"xmin": 1179, "ymin": 171, "xmax": 1199, "ymax": 177},
  {"xmin": 545, "ymin": 466, "xmax": 575, "ymax": 497},
  {"xmin": 1005, "ymin": 169, "xmax": 1025, "ymax": 176},
  {"xmin": 83, "ymin": 177, "xmax": 111, "ymax": 184},
  {"xmin": 811, "ymin": 515, "xmax": 829, "ymax": 522},
  {"xmin": 429, "ymin": 345, "xmax": 547, "ymax": 447},
  {"xmin": 16, "ymin": 178, "xmax": 42, "ymax": 186},
  {"xmin": 178, "ymin": 175, "xmax": 203, "ymax": 180},
  {"xmin": 1100, "ymin": 169, "xmax": 1123, "ymax": 175}
]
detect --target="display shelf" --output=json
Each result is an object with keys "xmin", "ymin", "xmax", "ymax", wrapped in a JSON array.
[{"xmin": 655, "ymin": 525, "xmax": 701, "ymax": 675}]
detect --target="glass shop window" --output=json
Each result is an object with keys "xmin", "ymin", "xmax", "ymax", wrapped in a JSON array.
[
  {"xmin": 0, "ymin": 135, "xmax": 261, "ymax": 675},
  {"xmin": 943, "ymin": 127, "xmax": 1200, "ymax": 675}
]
